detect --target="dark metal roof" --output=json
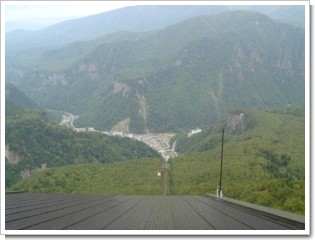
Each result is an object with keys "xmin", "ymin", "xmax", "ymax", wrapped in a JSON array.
[{"xmin": 5, "ymin": 193, "xmax": 304, "ymax": 230}]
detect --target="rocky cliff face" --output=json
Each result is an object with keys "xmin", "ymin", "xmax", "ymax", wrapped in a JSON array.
[
  {"xmin": 5, "ymin": 145, "xmax": 21, "ymax": 164},
  {"xmin": 226, "ymin": 111, "xmax": 245, "ymax": 133}
]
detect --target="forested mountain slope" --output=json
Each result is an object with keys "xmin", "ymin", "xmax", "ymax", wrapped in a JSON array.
[
  {"xmin": 11, "ymin": 108, "xmax": 305, "ymax": 215},
  {"xmin": 5, "ymin": 101, "xmax": 160, "ymax": 188},
  {"xmin": 6, "ymin": 11, "xmax": 305, "ymax": 133},
  {"xmin": 5, "ymin": 83, "xmax": 41, "ymax": 110},
  {"xmin": 169, "ymin": 108, "xmax": 305, "ymax": 214}
]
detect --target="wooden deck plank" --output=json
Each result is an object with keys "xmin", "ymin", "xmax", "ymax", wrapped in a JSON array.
[
  {"xmin": 104, "ymin": 196, "xmax": 158, "ymax": 230},
  {"xmin": 195, "ymin": 196, "xmax": 293, "ymax": 230},
  {"xmin": 6, "ymin": 195, "xmax": 105, "ymax": 222},
  {"xmin": 182, "ymin": 196, "xmax": 250, "ymax": 230},
  {"xmin": 168, "ymin": 196, "xmax": 215, "ymax": 230},
  {"xmin": 5, "ymin": 193, "xmax": 305, "ymax": 230},
  {"xmin": 6, "ymin": 195, "xmax": 101, "ymax": 215},
  {"xmin": 6, "ymin": 193, "xmax": 74, "ymax": 209},
  {"xmin": 6, "ymin": 195, "xmax": 109, "ymax": 229},
  {"xmin": 25, "ymin": 196, "xmax": 135, "ymax": 230},
  {"xmin": 143, "ymin": 196, "xmax": 177, "ymax": 230},
  {"xmin": 64, "ymin": 196, "xmax": 146, "ymax": 230}
]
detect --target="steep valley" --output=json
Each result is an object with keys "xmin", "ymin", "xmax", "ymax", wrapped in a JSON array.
[{"xmin": 6, "ymin": 11, "xmax": 304, "ymax": 133}]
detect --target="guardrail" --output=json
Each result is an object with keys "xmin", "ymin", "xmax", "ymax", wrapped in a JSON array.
[{"xmin": 206, "ymin": 193, "xmax": 305, "ymax": 224}]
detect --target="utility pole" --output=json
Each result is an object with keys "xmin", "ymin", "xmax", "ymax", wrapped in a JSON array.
[
  {"xmin": 164, "ymin": 168, "xmax": 167, "ymax": 196},
  {"xmin": 159, "ymin": 168, "xmax": 166, "ymax": 196},
  {"xmin": 218, "ymin": 129, "xmax": 224, "ymax": 198}
]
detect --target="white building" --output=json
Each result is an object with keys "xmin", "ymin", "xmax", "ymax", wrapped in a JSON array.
[
  {"xmin": 112, "ymin": 131, "xmax": 123, "ymax": 137},
  {"xmin": 187, "ymin": 128, "xmax": 202, "ymax": 137}
]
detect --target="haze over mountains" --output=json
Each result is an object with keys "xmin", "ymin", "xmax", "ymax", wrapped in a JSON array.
[
  {"xmin": 6, "ymin": 5, "xmax": 304, "ymax": 49},
  {"xmin": 6, "ymin": 6, "xmax": 305, "ymax": 133}
]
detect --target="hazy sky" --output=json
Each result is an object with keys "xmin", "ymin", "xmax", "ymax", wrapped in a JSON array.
[
  {"xmin": 5, "ymin": 2, "xmax": 135, "ymax": 21},
  {"xmin": 4, "ymin": 1, "xmax": 225, "ymax": 32},
  {"xmin": 3, "ymin": 1, "xmax": 307, "ymax": 32},
  {"xmin": 5, "ymin": 1, "xmax": 216, "ymax": 31},
  {"xmin": 4, "ymin": 1, "xmax": 136, "ymax": 31}
]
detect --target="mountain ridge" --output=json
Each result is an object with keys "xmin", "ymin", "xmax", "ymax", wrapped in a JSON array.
[
  {"xmin": 6, "ymin": 5, "xmax": 305, "ymax": 50},
  {"xmin": 6, "ymin": 11, "xmax": 305, "ymax": 133},
  {"xmin": 5, "ymin": 5, "xmax": 228, "ymax": 50}
]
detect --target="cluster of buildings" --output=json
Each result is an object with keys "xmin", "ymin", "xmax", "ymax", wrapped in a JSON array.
[
  {"xmin": 68, "ymin": 124, "xmax": 199, "ymax": 161},
  {"xmin": 59, "ymin": 113, "xmax": 185, "ymax": 161},
  {"xmin": 102, "ymin": 131, "xmax": 177, "ymax": 161},
  {"xmin": 74, "ymin": 127, "xmax": 95, "ymax": 132},
  {"xmin": 103, "ymin": 131, "xmax": 133, "ymax": 138}
]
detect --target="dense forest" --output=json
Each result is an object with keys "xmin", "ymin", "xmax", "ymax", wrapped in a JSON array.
[
  {"xmin": 169, "ymin": 108, "xmax": 305, "ymax": 215},
  {"xmin": 5, "ymin": 101, "xmax": 160, "ymax": 188},
  {"xmin": 11, "ymin": 107, "xmax": 305, "ymax": 215},
  {"xmin": 11, "ymin": 158, "xmax": 163, "ymax": 195}
]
